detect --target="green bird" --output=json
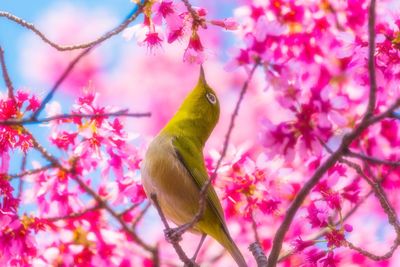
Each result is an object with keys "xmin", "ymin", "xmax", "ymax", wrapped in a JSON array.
[{"xmin": 141, "ymin": 67, "xmax": 247, "ymax": 267}]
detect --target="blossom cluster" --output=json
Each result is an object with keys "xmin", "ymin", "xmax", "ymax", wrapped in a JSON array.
[{"xmin": 124, "ymin": 0, "xmax": 238, "ymax": 63}]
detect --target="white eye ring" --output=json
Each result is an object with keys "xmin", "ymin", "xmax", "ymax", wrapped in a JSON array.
[{"xmin": 206, "ymin": 92, "xmax": 217, "ymax": 105}]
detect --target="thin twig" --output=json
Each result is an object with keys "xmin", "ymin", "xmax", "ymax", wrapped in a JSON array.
[
  {"xmin": 17, "ymin": 155, "xmax": 27, "ymax": 200},
  {"xmin": 345, "ymin": 150, "xmax": 400, "ymax": 166},
  {"xmin": 44, "ymin": 205, "xmax": 102, "ymax": 222},
  {"xmin": 266, "ymin": 1, "xmax": 382, "ymax": 264},
  {"xmin": 0, "ymin": 1, "xmax": 148, "ymax": 52},
  {"xmin": 132, "ymin": 202, "xmax": 151, "ymax": 228},
  {"xmin": 118, "ymin": 202, "xmax": 142, "ymax": 218},
  {"xmin": 8, "ymin": 164, "xmax": 55, "ymax": 179},
  {"xmin": 0, "ymin": 111, "xmax": 151, "ymax": 126},
  {"xmin": 267, "ymin": 98, "xmax": 400, "ymax": 266},
  {"xmin": 278, "ymin": 189, "xmax": 374, "ymax": 262},
  {"xmin": 0, "ymin": 46, "xmax": 15, "ymax": 100},
  {"xmin": 150, "ymin": 193, "xmax": 196, "ymax": 267},
  {"xmin": 30, "ymin": 1, "xmax": 148, "ymax": 120}
]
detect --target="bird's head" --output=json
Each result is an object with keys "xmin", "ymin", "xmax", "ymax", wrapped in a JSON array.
[{"xmin": 168, "ymin": 66, "xmax": 220, "ymax": 144}]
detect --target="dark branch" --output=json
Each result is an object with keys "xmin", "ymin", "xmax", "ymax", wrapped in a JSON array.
[
  {"xmin": 0, "ymin": 46, "xmax": 15, "ymax": 101},
  {"xmin": 25, "ymin": 127, "xmax": 155, "ymax": 253},
  {"xmin": 132, "ymin": 202, "xmax": 151, "ymax": 228},
  {"xmin": 249, "ymin": 242, "xmax": 268, "ymax": 267},
  {"xmin": 150, "ymin": 193, "xmax": 197, "ymax": 266},
  {"xmin": 8, "ymin": 164, "xmax": 55, "ymax": 179},
  {"xmin": 44, "ymin": 205, "xmax": 102, "ymax": 222},
  {"xmin": 365, "ymin": 0, "xmax": 377, "ymax": 118},
  {"xmin": 0, "ymin": 110, "xmax": 151, "ymax": 126},
  {"xmin": 340, "ymin": 158, "xmax": 400, "ymax": 260}
]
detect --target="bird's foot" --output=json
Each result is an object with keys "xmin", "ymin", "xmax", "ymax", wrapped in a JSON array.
[{"xmin": 164, "ymin": 223, "xmax": 190, "ymax": 243}]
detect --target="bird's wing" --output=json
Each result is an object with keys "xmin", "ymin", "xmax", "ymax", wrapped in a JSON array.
[{"xmin": 172, "ymin": 136, "xmax": 226, "ymax": 226}]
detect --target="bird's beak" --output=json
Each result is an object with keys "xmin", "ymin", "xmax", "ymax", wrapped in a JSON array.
[{"xmin": 198, "ymin": 65, "xmax": 207, "ymax": 86}]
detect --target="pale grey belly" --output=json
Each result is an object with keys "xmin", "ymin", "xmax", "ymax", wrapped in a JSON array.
[{"xmin": 141, "ymin": 142, "xmax": 202, "ymax": 230}]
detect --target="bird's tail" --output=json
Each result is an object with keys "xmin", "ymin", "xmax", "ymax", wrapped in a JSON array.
[{"xmin": 213, "ymin": 226, "xmax": 247, "ymax": 267}]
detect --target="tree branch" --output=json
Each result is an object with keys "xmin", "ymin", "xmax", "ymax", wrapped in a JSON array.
[
  {"xmin": 180, "ymin": 0, "xmax": 206, "ymax": 29},
  {"xmin": 0, "ymin": 110, "xmax": 151, "ymax": 126},
  {"xmin": 0, "ymin": 46, "xmax": 15, "ymax": 101},
  {"xmin": 150, "ymin": 193, "xmax": 197, "ymax": 267},
  {"xmin": 345, "ymin": 150, "xmax": 400, "ymax": 166},
  {"xmin": 340, "ymin": 158, "xmax": 400, "ymax": 260},
  {"xmin": 8, "ymin": 164, "xmax": 55, "ymax": 179},
  {"xmin": 0, "ymin": 1, "xmax": 148, "ymax": 52},
  {"xmin": 30, "ymin": 0, "xmax": 148, "ymax": 120},
  {"xmin": 365, "ymin": 0, "xmax": 377, "ymax": 118},
  {"xmin": 277, "ymin": 189, "xmax": 374, "ymax": 262}
]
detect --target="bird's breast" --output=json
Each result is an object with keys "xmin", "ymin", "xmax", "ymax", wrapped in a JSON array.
[{"xmin": 141, "ymin": 135, "xmax": 202, "ymax": 228}]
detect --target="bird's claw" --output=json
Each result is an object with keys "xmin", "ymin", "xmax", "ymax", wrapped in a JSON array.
[{"xmin": 164, "ymin": 226, "xmax": 186, "ymax": 243}]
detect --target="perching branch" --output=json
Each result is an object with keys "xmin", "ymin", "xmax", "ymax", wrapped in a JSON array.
[
  {"xmin": 150, "ymin": 193, "xmax": 197, "ymax": 267},
  {"xmin": 249, "ymin": 242, "xmax": 268, "ymax": 267}
]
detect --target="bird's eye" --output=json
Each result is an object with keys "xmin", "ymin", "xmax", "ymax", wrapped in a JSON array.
[{"xmin": 206, "ymin": 92, "xmax": 217, "ymax": 105}]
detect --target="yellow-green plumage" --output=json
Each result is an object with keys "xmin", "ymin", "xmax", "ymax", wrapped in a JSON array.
[{"xmin": 141, "ymin": 67, "xmax": 247, "ymax": 267}]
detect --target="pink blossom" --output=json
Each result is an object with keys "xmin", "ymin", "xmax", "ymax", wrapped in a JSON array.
[{"xmin": 210, "ymin": 18, "xmax": 239, "ymax": 30}]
